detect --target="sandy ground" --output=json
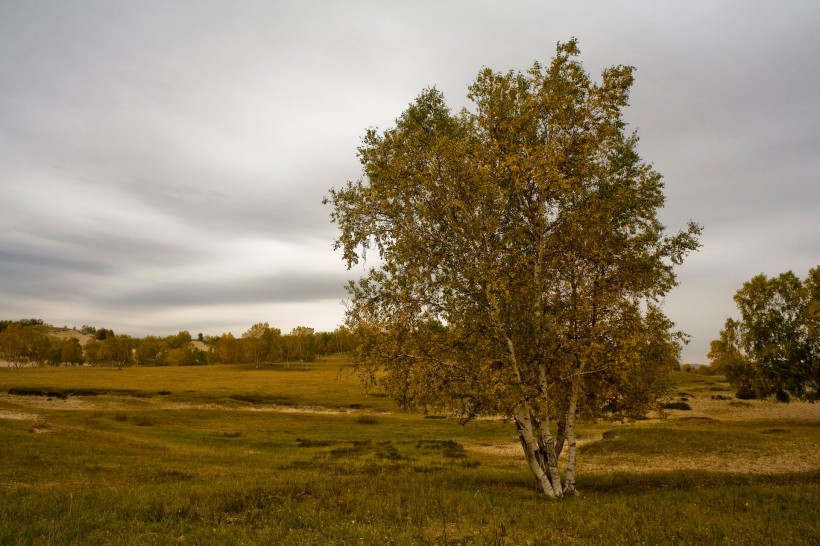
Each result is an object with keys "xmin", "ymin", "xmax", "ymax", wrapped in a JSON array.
[
  {"xmin": 49, "ymin": 329, "xmax": 93, "ymax": 346},
  {"xmin": 0, "ymin": 393, "xmax": 93, "ymax": 411},
  {"xmin": 0, "ymin": 392, "xmax": 374, "ymax": 417},
  {"xmin": 0, "ymin": 409, "xmax": 41, "ymax": 421}
]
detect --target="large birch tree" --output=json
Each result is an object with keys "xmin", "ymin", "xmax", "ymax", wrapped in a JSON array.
[{"xmin": 325, "ymin": 40, "xmax": 700, "ymax": 498}]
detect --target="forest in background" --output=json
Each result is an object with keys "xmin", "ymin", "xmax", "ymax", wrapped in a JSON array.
[{"xmin": 0, "ymin": 319, "xmax": 354, "ymax": 368}]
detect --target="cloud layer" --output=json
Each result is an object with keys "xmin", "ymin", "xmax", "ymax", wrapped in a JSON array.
[{"xmin": 1, "ymin": 1, "xmax": 818, "ymax": 360}]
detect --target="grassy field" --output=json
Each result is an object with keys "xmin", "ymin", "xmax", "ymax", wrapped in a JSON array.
[{"xmin": 1, "ymin": 357, "xmax": 818, "ymax": 545}]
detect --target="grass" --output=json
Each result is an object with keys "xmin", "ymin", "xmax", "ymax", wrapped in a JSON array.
[{"xmin": 1, "ymin": 357, "xmax": 818, "ymax": 544}]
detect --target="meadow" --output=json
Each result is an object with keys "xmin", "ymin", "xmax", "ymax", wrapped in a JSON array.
[{"xmin": 1, "ymin": 357, "xmax": 818, "ymax": 545}]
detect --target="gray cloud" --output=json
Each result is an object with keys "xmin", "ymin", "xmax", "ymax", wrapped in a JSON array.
[
  {"xmin": 102, "ymin": 271, "xmax": 348, "ymax": 309},
  {"xmin": 1, "ymin": 1, "xmax": 818, "ymax": 360}
]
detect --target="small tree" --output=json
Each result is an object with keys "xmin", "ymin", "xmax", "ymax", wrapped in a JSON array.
[
  {"xmin": 709, "ymin": 267, "xmax": 819, "ymax": 401},
  {"xmin": 287, "ymin": 326, "xmax": 316, "ymax": 363},
  {"xmin": 61, "ymin": 337, "xmax": 84, "ymax": 365},
  {"xmin": 135, "ymin": 336, "xmax": 168, "ymax": 366},
  {"xmin": 326, "ymin": 40, "xmax": 700, "ymax": 497},
  {"xmin": 84, "ymin": 335, "xmax": 133, "ymax": 367},
  {"xmin": 49, "ymin": 337, "xmax": 84, "ymax": 365},
  {"xmin": 214, "ymin": 333, "xmax": 239, "ymax": 364},
  {"xmin": 0, "ymin": 324, "xmax": 50, "ymax": 367},
  {"xmin": 243, "ymin": 323, "xmax": 279, "ymax": 368}
]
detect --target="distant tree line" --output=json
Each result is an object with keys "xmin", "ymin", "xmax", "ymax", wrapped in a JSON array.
[{"xmin": 0, "ymin": 319, "xmax": 355, "ymax": 368}]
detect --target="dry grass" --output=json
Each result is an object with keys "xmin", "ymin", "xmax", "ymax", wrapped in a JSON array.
[
  {"xmin": 2, "ymin": 361, "xmax": 819, "ymax": 544},
  {"xmin": 468, "ymin": 372, "xmax": 820, "ymax": 478},
  {"xmin": 666, "ymin": 396, "xmax": 820, "ymax": 422}
]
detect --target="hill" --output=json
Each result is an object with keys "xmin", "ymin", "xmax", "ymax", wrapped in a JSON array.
[{"xmin": 48, "ymin": 328, "xmax": 93, "ymax": 347}]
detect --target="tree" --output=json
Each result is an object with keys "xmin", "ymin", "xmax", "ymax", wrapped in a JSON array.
[
  {"xmin": 242, "ymin": 323, "xmax": 280, "ymax": 368},
  {"xmin": 213, "ymin": 333, "xmax": 239, "ymax": 364},
  {"xmin": 135, "ymin": 336, "xmax": 168, "ymax": 366},
  {"xmin": 709, "ymin": 267, "xmax": 819, "ymax": 401},
  {"xmin": 333, "ymin": 326, "xmax": 354, "ymax": 354},
  {"xmin": 94, "ymin": 328, "xmax": 115, "ymax": 341},
  {"xmin": 60, "ymin": 338, "xmax": 84, "ymax": 365},
  {"xmin": 0, "ymin": 324, "xmax": 51, "ymax": 367},
  {"xmin": 166, "ymin": 331, "xmax": 193, "ymax": 349},
  {"xmin": 286, "ymin": 326, "xmax": 316, "ymax": 364},
  {"xmin": 326, "ymin": 40, "xmax": 700, "ymax": 498},
  {"xmin": 84, "ymin": 335, "xmax": 133, "ymax": 367},
  {"xmin": 47, "ymin": 337, "xmax": 84, "ymax": 365},
  {"xmin": 166, "ymin": 345, "xmax": 202, "ymax": 366}
]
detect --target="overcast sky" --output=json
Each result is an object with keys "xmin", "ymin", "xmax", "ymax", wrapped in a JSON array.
[{"xmin": 1, "ymin": 1, "xmax": 818, "ymax": 362}]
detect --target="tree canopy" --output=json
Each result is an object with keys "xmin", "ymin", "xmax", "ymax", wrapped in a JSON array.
[
  {"xmin": 326, "ymin": 39, "xmax": 700, "ymax": 498},
  {"xmin": 709, "ymin": 267, "xmax": 819, "ymax": 401}
]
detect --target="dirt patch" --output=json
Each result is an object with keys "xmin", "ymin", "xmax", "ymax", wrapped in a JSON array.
[
  {"xmin": 581, "ymin": 446, "xmax": 820, "ymax": 475},
  {"xmin": 251, "ymin": 404, "xmax": 364, "ymax": 415},
  {"xmin": 662, "ymin": 395, "xmax": 820, "ymax": 422},
  {"xmin": 0, "ymin": 393, "xmax": 92, "ymax": 410},
  {"xmin": 469, "ymin": 435, "xmax": 603, "ymax": 458},
  {"xmin": 1, "ymin": 392, "xmax": 375, "ymax": 416},
  {"xmin": 0, "ymin": 410, "xmax": 41, "ymax": 421}
]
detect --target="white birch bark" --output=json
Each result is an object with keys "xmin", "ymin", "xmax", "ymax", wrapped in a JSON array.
[
  {"xmin": 535, "ymin": 366, "xmax": 565, "ymax": 497},
  {"xmin": 562, "ymin": 379, "xmax": 580, "ymax": 495},
  {"xmin": 515, "ymin": 411, "xmax": 557, "ymax": 498}
]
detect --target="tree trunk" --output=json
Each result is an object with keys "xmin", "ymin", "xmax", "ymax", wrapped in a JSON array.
[
  {"xmin": 515, "ymin": 412, "xmax": 559, "ymax": 498},
  {"xmin": 562, "ymin": 379, "xmax": 580, "ymax": 495},
  {"xmin": 555, "ymin": 418, "xmax": 567, "ymax": 459},
  {"xmin": 534, "ymin": 418, "xmax": 565, "ymax": 497}
]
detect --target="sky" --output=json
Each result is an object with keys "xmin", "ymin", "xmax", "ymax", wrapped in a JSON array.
[{"xmin": 1, "ymin": 1, "xmax": 818, "ymax": 363}]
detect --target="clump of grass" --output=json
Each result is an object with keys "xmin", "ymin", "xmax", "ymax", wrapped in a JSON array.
[
  {"xmin": 114, "ymin": 413, "xmax": 128, "ymax": 422},
  {"xmin": 229, "ymin": 394, "xmax": 292, "ymax": 405},
  {"xmin": 376, "ymin": 441, "xmax": 406, "ymax": 461},
  {"xmin": 68, "ymin": 388, "xmax": 107, "ymax": 396},
  {"xmin": 157, "ymin": 390, "xmax": 172, "ymax": 396},
  {"xmin": 133, "ymin": 416, "xmax": 154, "ymax": 426},
  {"xmin": 416, "ymin": 440, "xmax": 467, "ymax": 459},
  {"xmin": 213, "ymin": 430, "xmax": 243, "ymax": 438},
  {"xmin": 230, "ymin": 394, "xmax": 265, "ymax": 404},
  {"xmin": 735, "ymin": 387, "xmax": 757, "ymax": 400},
  {"xmin": 296, "ymin": 438, "xmax": 337, "ymax": 448},
  {"xmin": 661, "ymin": 401, "xmax": 691, "ymax": 410},
  {"xmin": 28, "ymin": 423, "xmax": 50, "ymax": 434},
  {"xmin": 761, "ymin": 428, "xmax": 790, "ymax": 434},
  {"xmin": 355, "ymin": 415, "xmax": 378, "ymax": 425},
  {"xmin": 330, "ymin": 441, "xmax": 371, "ymax": 457}
]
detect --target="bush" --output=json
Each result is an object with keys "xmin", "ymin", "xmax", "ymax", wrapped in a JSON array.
[{"xmin": 735, "ymin": 386, "xmax": 757, "ymax": 400}]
